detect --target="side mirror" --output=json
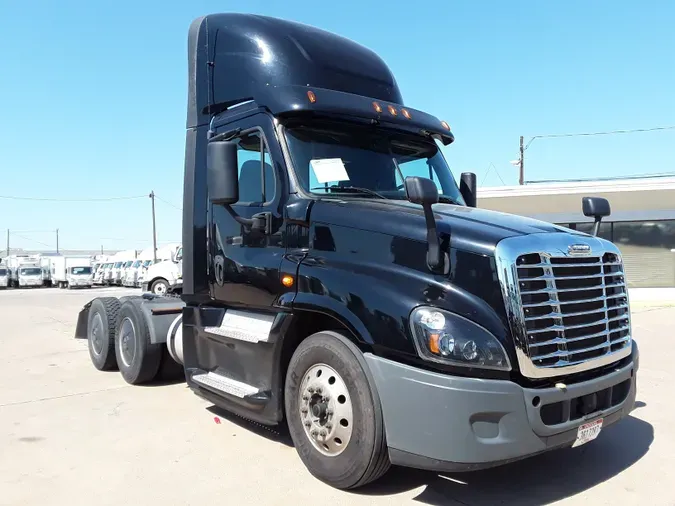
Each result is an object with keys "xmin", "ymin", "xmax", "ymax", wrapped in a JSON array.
[
  {"xmin": 582, "ymin": 197, "xmax": 611, "ymax": 237},
  {"xmin": 404, "ymin": 176, "xmax": 443, "ymax": 272},
  {"xmin": 459, "ymin": 172, "xmax": 477, "ymax": 208},
  {"xmin": 404, "ymin": 176, "xmax": 439, "ymax": 206},
  {"xmin": 207, "ymin": 140, "xmax": 239, "ymax": 205}
]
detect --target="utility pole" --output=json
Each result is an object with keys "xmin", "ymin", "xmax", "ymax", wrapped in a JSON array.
[
  {"xmin": 101, "ymin": 244, "xmax": 103, "ymax": 255},
  {"xmin": 519, "ymin": 135, "xmax": 525, "ymax": 185},
  {"xmin": 149, "ymin": 191, "xmax": 157, "ymax": 262},
  {"xmin": 56, "ymin": 228, "xmax": 59, "ymax": 254},
  {"xmin": 6, "ymin": 229, "xmax": 9, "ymax": 257}
]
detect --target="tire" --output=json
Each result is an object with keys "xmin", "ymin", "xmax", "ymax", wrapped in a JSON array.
[
  {"xmin": 87, "ymin": 297, "xmax": 121, "ymax": 371},
  {"xmin": 150, "ymin": 278, "xmax": 169, "ymax": 295},
  {"xmin": 114, "ymin": 300, "xmax": 162, "ymax": 385},
  {"xmin": 284, "ymin": 331, "xmax": 390, "ymax": 489}
]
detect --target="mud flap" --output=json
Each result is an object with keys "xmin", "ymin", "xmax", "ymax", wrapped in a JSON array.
[{"xmin": 74, "ymin": 302, "xmax": 91, "ymax": 339}]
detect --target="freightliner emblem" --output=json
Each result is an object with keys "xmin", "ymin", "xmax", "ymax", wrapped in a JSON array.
[{"xmin": 568, "ymin": 244, "xmax": 592, "ymax": 256}]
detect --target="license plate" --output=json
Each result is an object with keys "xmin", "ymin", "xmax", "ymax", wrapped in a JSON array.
[{"xmin": 572, "ymin": 418, "xmax": 603, "ymax": 448}]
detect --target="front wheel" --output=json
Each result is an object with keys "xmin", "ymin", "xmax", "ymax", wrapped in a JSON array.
[
  {"xmin": 150, "ymin": 278, "xmax": 169, "ymax": 295},
  {"xmin": 285, "ymin": 331, "xmax": 390, "ymax": 489}
]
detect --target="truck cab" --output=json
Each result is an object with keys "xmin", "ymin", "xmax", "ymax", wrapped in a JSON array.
[
  {"xmin": 76, "ymin": 13, "xmax": 638, "ymax": 491},
  {"xmin": 17, "ymin": 265, "xmax": 43, "ymax": 287},
  {"xmin": 0, "ymin": 264, "xmax": 9, "ymax": 288},
  {"xmin": 140, "ymin": 246, "xmax": 182, "ymax": 295}
]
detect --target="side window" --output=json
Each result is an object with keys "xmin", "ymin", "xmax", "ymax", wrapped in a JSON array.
[
  {"xmin": 234, "ymin": 131, "xmax": 276, "ymax": 204},
  {"xmin": 395, "ymin": 158, "xmax": 442, "ymax": 193}
]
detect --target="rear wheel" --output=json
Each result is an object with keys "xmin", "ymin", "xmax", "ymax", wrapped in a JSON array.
[
  {"xmin": 284, "ymin": 331, "xmax": 390, "ymax": 489},
  {"xmin": 114, "ymin": 301, "xmax": 162, "ymax": 385},
  {"xmin": 87, "ymin": 297, "xmax": 121, "ymax": 371}
]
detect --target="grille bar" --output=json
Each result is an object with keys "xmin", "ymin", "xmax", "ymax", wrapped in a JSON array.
[
  {"xmin": 529, "ymin": 324, "xmax": 631, "ymax": 348},
  {"xmin": 522, "ymin": 293, "xmax": 626, "ymax": 308},
  {"xmin": 517, "ymin": 273, "xmax": 610, "ymax": 281},
  {"xmin": 525, "ymin": 304, "xmax": 626, "ymax": 321}
]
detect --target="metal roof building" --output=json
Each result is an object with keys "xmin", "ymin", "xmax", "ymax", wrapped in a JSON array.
[{"xmin": 478, "ymin": 175, "xmax": 675, "ymax": 288}]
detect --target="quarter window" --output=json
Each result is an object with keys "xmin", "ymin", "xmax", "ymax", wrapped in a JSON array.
[{"xmin": 233, "ymin": 131, "xmax": 276, "ymax": 204}]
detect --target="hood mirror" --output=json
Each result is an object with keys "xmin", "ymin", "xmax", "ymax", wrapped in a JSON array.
[
  {"xmin": 582, "ymin": 197, "xmax": 611, "ymax": 237},
  {"xmin": 405, "ymin": 176, "xmax": 445, "ymax": 273}
]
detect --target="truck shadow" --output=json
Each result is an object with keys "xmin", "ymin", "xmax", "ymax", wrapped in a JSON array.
[
  {"xmin": 358, "ymin": 414, "xmax": 653, "ymax": 505},
  {"xmin": 206, "ymin": 405, "xmax": 295, "ymax": 447}
]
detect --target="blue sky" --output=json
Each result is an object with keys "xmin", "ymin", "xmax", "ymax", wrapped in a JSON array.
[{"xmin": 1, "ymin": 0, "xmax": 674, "ymax": 251}]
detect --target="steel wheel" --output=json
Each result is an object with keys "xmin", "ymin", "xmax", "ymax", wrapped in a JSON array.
[
  {"xmin": 118, "ymin": 317, "xmax": 137, "ymax": 368},
  {"xmin": 90, "ymin": 312, "xmax": 104, "ymax": 356},
  {"xmin": 299, "ymin": 363, "xmax": 354, "ymax": 457},
  {"xmin": 152, "ymin": 280, "xmax": 168, "ymax": 295}
]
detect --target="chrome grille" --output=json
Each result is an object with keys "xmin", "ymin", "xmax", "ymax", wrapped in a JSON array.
[
  {"xmin": 495, "ymin": 233, "xmax": 634, "ymax": 379},
  {"xmin": 516, "ymin": 252, "xmax": 631, "ymax": 368}
]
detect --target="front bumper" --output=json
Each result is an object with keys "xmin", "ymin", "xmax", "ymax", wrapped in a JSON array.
[
  {"xmin": 19, "ymin": 280, "xmax": 43, "ymax": 287},
  {"xmin": 364, "ymin": 342, "xmax": 638, "ymax": 472}
]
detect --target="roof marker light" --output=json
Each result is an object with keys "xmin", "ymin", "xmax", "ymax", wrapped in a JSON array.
[
  {"xmin": 307, "ymin": 90, "xmax": 316, "ymax": 103},
  {"xmin": 373, "ymin": 101, "xmax": 383, "ymax": 113},
  {"xmin": 401, "ymin": 108, "xmax": 412, "ymax": 119},
  {"xmin": 388, "ymin": 105, "xmax": 398, "ymax": 116},
  {"xmin": 441, "ymin": 120, "xmax": 451, "ymax": 131}
]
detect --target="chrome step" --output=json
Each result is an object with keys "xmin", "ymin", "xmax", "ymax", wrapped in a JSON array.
[
  {"xmin": 203, "ymin": 309, "xmax": 275, "ymax": 343},
  {"xmin": 192, "ymin": 371, "xmax": 260, "ymax": 398}
]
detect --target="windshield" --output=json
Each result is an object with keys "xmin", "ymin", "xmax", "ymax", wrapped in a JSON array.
[
  {"xmin": 142, "ymin": 260, "xmax": 153, "ymax": 267},
  {"xmin": 284, "ymin": 120, "xmax": 465, "ymax": 204},
  {"xmin": 20, "ymin": 267, "xmax": 41, "ymax": 276},
  {"xmin": 123, "ymin": 261, "xmax": 133, "ymax": 268},
  {"xmin": 114, "ymin": 262, "xmax": 122, "ymax": 268},
  {"xmin": 132, "ymin": 260, "xmax": 141, "ymax": 268},
  {"xmin": 70, "ymin": 266, "xmax": 92, "ymax": 275}
]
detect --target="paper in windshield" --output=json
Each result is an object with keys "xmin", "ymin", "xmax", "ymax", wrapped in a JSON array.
[{"xmin": 310, "ymin": 158, "xmax": 350, "ymax": 184}]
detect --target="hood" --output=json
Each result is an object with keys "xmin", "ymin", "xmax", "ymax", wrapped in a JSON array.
[{"xmin": 309, "ymin": 199, "xmax": 577, "ymax": 255}]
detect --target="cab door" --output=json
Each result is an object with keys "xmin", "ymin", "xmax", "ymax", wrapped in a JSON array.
[{"xmin": 184, "ymin": 111, "xmax": 292, "ymax": 424}]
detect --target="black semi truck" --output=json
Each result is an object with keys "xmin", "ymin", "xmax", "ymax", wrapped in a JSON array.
[{"xmin": 76, "ymin": 13, "xmax": 639, "ymax": 490}]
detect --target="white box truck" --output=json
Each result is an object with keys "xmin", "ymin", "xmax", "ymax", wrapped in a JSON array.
[
  {"xmin": 0, "ymin": 262, "xmax": 9, "ymax": 289},
  {"xmin": 51, "ymin": 256, "xmax": 94, "ymax": 289}
]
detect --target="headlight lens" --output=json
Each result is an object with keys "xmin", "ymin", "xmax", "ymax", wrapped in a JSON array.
[{"xmin": 410, "ymin": 307, "xmax": 511, "ymax": 370}]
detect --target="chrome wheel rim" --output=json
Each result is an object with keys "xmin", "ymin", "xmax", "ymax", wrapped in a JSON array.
[
  {"xmin": 118, "ymin": 317, "xmax": 136, "ymax": 367},
  {"xmin": 90, "ymin": 312, "xmax": 104, "ymax": 355},
  {"xmin": 153, "ymin": 282, "xmax": 167, "ymax": 295},
  {"xmin": 299, "ymin": 363, "xmax": 354, "ymax": 457}
]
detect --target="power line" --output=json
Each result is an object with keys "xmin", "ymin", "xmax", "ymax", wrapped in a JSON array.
[
  {"xmin": 11, "ymin": 232, "xmax": 52, "ymax": 249},
  {"xmin": 525, "ymin": 125, "xmax": 675, "ymax": 150},
  {"xmin": 0, "ymin": 194, "xmax": 146, "ymax": 202},
  {"xmin": 154, "ymin": 194, "xmax": 182, "ymax": 211}
]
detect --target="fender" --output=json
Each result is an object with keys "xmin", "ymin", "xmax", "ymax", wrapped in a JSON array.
[{"xmin": 295, "ymin": 253, "xmax": 514, "ymax": 377}]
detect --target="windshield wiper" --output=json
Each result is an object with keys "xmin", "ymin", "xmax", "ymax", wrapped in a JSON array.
[
  {"xmin": 310, "ymin": 186, "xmax": 387, "ymax": 199},
  {"xmin": 438, "ymin": 195, "xmax": 462, "ymax": 205}
]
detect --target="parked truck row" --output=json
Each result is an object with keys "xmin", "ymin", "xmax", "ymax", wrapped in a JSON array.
[
  {"xmin": 1, "ymin": 243, "xmax": 183, "ymax": 293},
  {"xmin": 92, "ymin": 243, "xmax": 183, "ymax": 295},
  {"xmin": 0, "ymin": 254, "xmax": 93, "ymax": 289}
]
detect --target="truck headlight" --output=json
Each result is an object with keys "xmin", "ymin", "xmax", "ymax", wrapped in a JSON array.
[{"xmin": 410, "ymin": 307, "xmax": 511, "ymax": 371}]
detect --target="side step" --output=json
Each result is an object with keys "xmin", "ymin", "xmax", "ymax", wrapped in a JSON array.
[
  {"xmin": 191, "ymin": 371, "xmax": 260, "ymax": 399},
  {"xmin": 203, "ymin": 309, "xmax": 275, "ymax": 343}
]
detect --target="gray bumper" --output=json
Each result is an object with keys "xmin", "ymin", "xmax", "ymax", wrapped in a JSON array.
[{"xmin": 364, "ymin": 342, "xmax": 638, "ymax": 472}]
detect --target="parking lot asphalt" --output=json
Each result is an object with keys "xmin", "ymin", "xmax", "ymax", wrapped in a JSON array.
[{"xmin": 0, "ymin": 287, "xmax": 672, "ymax": 506}]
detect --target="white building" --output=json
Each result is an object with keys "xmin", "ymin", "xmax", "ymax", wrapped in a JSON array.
[{"xmin": 478, "ymin": 175, "xmax": 675, "ymax": 288}]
